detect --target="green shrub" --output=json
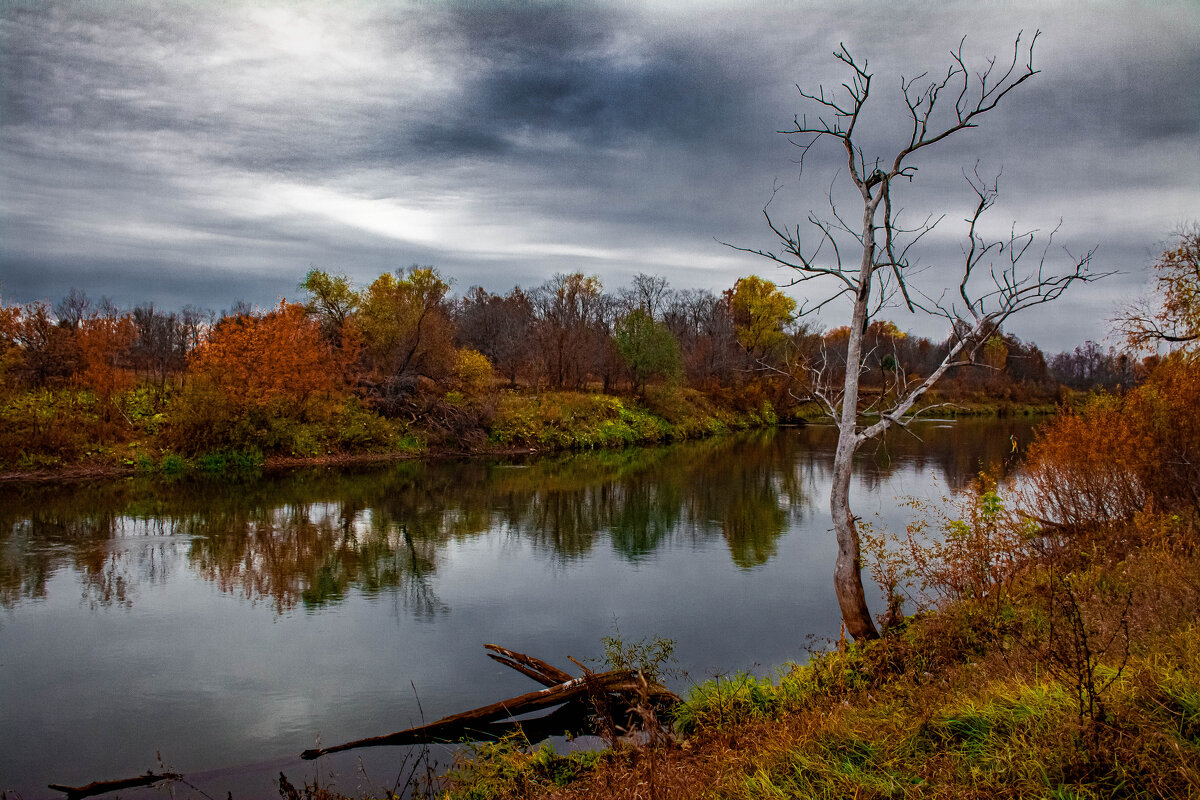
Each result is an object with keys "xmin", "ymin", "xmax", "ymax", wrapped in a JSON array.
[
  {"xmin": 598, "ymin": 626, "xmax": 676, "ymax": 682},
  {"xmin": 117, "ymin": 385, "xmax": 171, "ymax": 435},
  {"xmin": 335, "ymin": 398, "xmax": 403, "ymax": 451},
  {"xmin": 158, "ymin": 380, "xmax": 235, "ymax": 454},
  {"xmin": 0, "ymin": 389, "xmax": 101, "ymax": 466},
  {"xmin": 159, "ymin": 452, "xmax": 186, "ymax": 476},
  {"xmin": 195, "ymin": 448, "xmax": 263, "ymax": 476}
]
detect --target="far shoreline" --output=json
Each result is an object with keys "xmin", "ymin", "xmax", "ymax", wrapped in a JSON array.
[{"xmin": 0, "ymin": 400, "xmax": 1059, "ymax": 486}]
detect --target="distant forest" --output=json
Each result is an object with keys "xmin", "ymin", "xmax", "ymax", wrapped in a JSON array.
[{"xmin": 0, "ymin": 268, "xmax": 1152, "ymax": 468}]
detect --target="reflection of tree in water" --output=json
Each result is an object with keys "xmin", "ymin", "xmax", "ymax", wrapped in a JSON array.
[
  {"xmin": 0, "ymin": 436, "xmax": 813, "ymax": 608},
  {"xmin": 682, "ymin": 429, "xmax": 813, "ymax": 568},
  {"xmin": 0, "ymin": 475, "xmax": 453, "ymax": 615},
  {"xmin": 489, "ymin": 448, "xmax": 674, "ymax": 560},
  {"xmin": 182, "ymin": 483, "xmax": 460, "ymax": 616},
  {"xmin": 0, "ymin": 422, "xmax": 1030, "ymax": 610},
  {"xmin": 0, "ymin": 494, "xmax": 180, "ymax": 609},
  {"xmin": 606, "ymin": 479, "xmax": 685, "ymax": 561},
  {"xmin": 186, "ymin": 512, "xmax": 445, "ymax": 617},
  {"xmin": 494, "ymin": 438, "xmax": 806, "ymax": 567},
  {"xmin": 798, "ymin": 418, "xmax": 1043, "ymax": 493}
]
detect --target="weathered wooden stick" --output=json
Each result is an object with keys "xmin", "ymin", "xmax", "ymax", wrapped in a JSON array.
[
  {"xmin": 483, "ymin": 644, "xmax": 574, "ymax": 685},
  {"xmin": 301, "ymin": 670, "xmax": 641, "ymax": 760},
  {"xmin": 49, "ymin": 771, "xmax": 182, "ymax": 800},
  {"xmin": 486, "ymin": 653, "xmax": 562, "ymax": 687},
  {"xmin": 484, "ymin": 652, "xmax": 564, "ymax": 690}
]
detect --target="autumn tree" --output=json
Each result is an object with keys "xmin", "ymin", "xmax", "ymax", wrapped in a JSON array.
[
  {"xmin": 8, "ymin": 302, "xmax": 80, "ymax": 387},
  {"xmin": 189, "ymin": 301, "xmax": 342, "ymax": 418},
  {"xmin": 662, "ymin": 289, "xmax": 743, "ymax": 387},
  {"xmin": 728, "ymin": 275, "xmax": 797, "ymax": 359},
  {"xmin": 128, "ymin": 304, "xmax": 189, "ymax": 387},
  {"xmin": 621, "ymin": 273, "xmax": 671, "ymax": 319},
  {"xmin": 1049, "ymin": 341, "xmax": 1139, "ymax": 391},
  {"xmin": 54, "ymin": 287, "xmax": 91, "ymax": 331},
  {"xmin": 532, "ymin": 272, "xmax": 606, "ymax": 389},
  {"xmin": 74, "ymin": 308, "xmax": 136, "ymax": 419},
  {"xmin": 731, "ymin": 33, "xmax": 1104, "ymax": 639},
  {"xmin": 0, "ymin": 303, "xmax": 22, "ymax": 396},
  {"xmin": 997, "ymin": 333, "xmax": 1052, "ymax": 392},
  {"xmin": 1116, "ymin": 225, "xmax": 1200, "ymax": 358},
  {"xmin": 300, "ymin": 268, "xmax": 359, "ymax": 348},
  {"xmin": 455, "ymin": 286, "xmax": 535, "ymax": 387},
  {"xmin": 179, "ymin": 305, "xmax": 213, "ymax": 353},
  {"xmin": 1024, "ymin": 354, "xmax": 1200, "ymax": 526},
  {"xmin": 352, "ymin": 266, "xmax": 456, "ymax": 415}
]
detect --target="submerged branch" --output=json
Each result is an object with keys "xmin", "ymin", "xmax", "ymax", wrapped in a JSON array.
[{"xmin": 48, "ymin": 772, "xmax": 183, "ymax": 800}]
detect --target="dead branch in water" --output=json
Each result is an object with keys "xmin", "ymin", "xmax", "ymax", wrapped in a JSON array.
[
  {"xmin": 48, "ymin": 771, "xmax": 182, "ymax": 800},
  {"xmin": 302, "ymin": 645, "xmax": 679, "ymax": 760},
  {"xmin": 484, "ymin": 642, "xmax": 574, "ymax": 686}
]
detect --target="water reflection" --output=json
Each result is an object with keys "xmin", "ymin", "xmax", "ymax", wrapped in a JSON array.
[
  {"xmin": 0, "ymin": 419, "xmax": 1040, "ymax": 800},
  {"xmin": 0, "ymin": 420, "xmax": 1033, "ymax": 613}
]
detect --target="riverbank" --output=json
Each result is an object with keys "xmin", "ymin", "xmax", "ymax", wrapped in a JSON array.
[
  {"xmin": 0, "ymin": 386, "xmax": 779, "ymax": 483},
  {"xmin": 0, "ymin": 385, "xmax": 1061, "ymax": 485}
]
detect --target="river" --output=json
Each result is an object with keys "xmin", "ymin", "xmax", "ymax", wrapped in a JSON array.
[{"xmin": 0, "ymin": 418, "xmax": 1038, "ymax": 798}]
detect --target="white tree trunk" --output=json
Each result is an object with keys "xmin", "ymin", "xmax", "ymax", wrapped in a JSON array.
[{"xmin": 829, "ymin": 202, "xmax": 881, "ymax": 641}]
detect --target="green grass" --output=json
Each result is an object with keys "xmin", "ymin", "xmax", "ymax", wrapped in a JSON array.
[{"xmin": 443, "ymin": 735, "xmax": 605, "ymax": 800}]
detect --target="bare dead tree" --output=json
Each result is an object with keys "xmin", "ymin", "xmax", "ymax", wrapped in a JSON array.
[
  {"xmin": 54, "ymin": 287, "xmax": 92, "ymax": 331},
  {"xmin": 728, "ymin": 32, "xmax": 1108, "ymax": 640}
]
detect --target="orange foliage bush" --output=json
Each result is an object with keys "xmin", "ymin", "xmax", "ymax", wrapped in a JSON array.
[
  {"xmin": 74, "ymin": 313, "xmax": 136, "ymax": 418},
  {"xmin": 1021, "ymin": 394, "xmax": 1148, "ymax": 529},
  {"xmin": 1022, "ymin": 355, "xmax": 1200, "ymax": 528},
  {"xmin": 188, "ymin": 301, "xmax": 343, "ymax": 417},
  {"xmin": 1124, "ymin": 356, "xmax": 1200, "ymax": 513}
]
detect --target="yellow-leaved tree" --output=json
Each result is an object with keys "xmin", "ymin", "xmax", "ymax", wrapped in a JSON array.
[{"xmin": 728, "ymin": 275, "xmax": 796, "ymax": 358}]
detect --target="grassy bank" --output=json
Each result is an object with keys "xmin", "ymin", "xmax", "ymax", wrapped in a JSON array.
[
  {"xmin": 0, "ymin": 386, "xmax": 775, "ymax": 481},
  {"xmin": 488, "ymin": 387, "xmax": 775, "ymax": 450}
]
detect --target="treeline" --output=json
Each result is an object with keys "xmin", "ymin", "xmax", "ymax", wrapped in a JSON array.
[{"xmin": 0, "ymin": 267, "xmax": 1147, "ymax": 469}]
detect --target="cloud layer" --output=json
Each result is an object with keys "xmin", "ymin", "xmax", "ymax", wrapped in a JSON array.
[{"xmin": 2, "ymin": 1, "xmax": 1197, "ymax": 349}]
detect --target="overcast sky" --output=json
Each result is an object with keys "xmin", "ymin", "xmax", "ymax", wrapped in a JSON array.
[{"xmin": 1, "ymin": 1, "xmax": 1197, "ymax": 351}]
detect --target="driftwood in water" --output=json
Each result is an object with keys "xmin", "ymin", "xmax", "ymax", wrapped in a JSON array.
[
  {"xmin": 484, "ymin": 643, "xmax": 574, "ymax": 686},
  {"xmin": 48, "ymin": 771, "xmax": 182, "ymax": 800},
  {"xmin": 301, "ymin": 646, "xmax": 678, "ymax": 760},
  {"xmin": 303, "ymin": 670, "xmax": 640, "ymax": 759}
]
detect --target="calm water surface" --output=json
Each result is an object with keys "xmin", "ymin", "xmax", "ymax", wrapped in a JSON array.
[{"xmin": 0, "ymin": 420, "xmax": 1036, "ymax": 798}]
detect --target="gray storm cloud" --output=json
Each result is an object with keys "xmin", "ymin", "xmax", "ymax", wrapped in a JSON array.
[{"xmin": 1, "ymin": 1, "xmax": 1197, "ymax": 350}]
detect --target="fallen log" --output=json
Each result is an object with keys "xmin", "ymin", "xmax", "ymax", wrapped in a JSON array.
[
  {"xmin": 302, "ymin": 669, "xmax": 645, "ymax": 759},
  {"xmin": 48, "ymin": 771, "xmax": 182, "ymax": 800}
]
